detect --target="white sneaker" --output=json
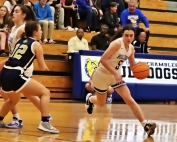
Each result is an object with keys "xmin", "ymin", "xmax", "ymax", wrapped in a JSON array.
[
  {"xmin": 6, "ymin": 117, "xmax": 23, "ymax": 129},
  {"xmin": 67, "ymin": 26, "xmax": 74, "ymax": 31},
  {"xmin": 74, "ymin": 27, "xmax": 78, "ymax": 31},
  {"xmin": 38, "ymin": 122, "xmax": 59, "ymax": 134}
]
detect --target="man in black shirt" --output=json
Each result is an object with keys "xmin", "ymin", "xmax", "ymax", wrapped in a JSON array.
[{"xmin": 91, "ymin": 24, "xmax": 110, "ymax": 51}]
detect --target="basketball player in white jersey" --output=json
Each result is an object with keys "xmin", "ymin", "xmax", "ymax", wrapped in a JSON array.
[
  {"xmin": 0, "ymin": 5, "xmax": 52, "ymax": 129},
  {"xmin": 85, "ymin": 25, "xmax": 156, "ymax": 136}
]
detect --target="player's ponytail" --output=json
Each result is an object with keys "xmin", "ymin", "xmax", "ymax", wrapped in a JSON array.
[
  {"xmin": 25, "ymin": 5, "xmax": 36, "ymax": 21},
  {"xmin": 108, "ymin": 27, "xmax": 123, "ymax": 44},
  {"xmin": 21, "ymin": 32, "xmax": 27, "ymax": 39}
]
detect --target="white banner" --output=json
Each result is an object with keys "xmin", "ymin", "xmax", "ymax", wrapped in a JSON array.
[{"xmin": 80, "ymin": 55, "xmax": 177, "ymax": 84}]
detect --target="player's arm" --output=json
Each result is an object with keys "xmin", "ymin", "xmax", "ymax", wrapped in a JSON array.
[
  {"xmin": 33, "ymin": 42, "xmax": 49, "ymax": 71},
  {"xmin": 7, "ymin": 27, "xmax": 24, "ymax": 56},
  {"xmin": 100, "ymin": 40, "xmax": 121, "ymax": 76},
  {"xmin": 128, "ymin": 46, "xmax": 136, "ymax": 70},
  {"xmin": 16, "ymin": 27, "xmax": 25, "ymax": 40}
]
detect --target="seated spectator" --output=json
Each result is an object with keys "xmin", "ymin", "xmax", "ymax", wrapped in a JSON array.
[
  {"xmin": 62, "ymin": 0, "xmax": 78, "ymax": 31},
  {"xmin": 102, "ymin": 2, "xmax": 119, "ymax": 36},
  {"xmin": 75, "ymin": 0, "xmax": 98, "ymax": 32},
  {"xmin": 93, "ymin": 0, "xmax": 103, "ymax": 19},
  {"xmin": 120, "ymin": 1, "xmax": 150, "ymax": 49},
  {"xmin": 0, "ymin": 6, "xmax": 9, "ymax": 56},
  {"xmin": 132, "ymin": 28, "xmax": 147, "ymax": 53},
  {"xmin": 91, "ymin": 24, "xmax": 109, "ymax": 50},
  {"xmin": 49, "ymin": 0, "xmax": 65, "ymax": 29},
  {"xmin": 21, "ymin": 0, "xmax": 34, "ymax": 9},
  {"xmin": 34, "ymin": 0, "xmax": 55, "ymax": 43},
  {"xmin": 88, "ymin": 0, "xmax": 100, "ymax": 32},
  {"xmin": 101, "ymin": 0, "xmax": 125, "ymax": 17},
  {"xmin": 67, "ymin": 28, "xmax": 89, "ymax": 53},
  {"xmin": 3, "ymin": 0, "xmax": 16, "ymax": 13}
]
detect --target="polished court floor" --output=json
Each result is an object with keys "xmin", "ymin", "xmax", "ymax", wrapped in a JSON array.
[{"xmin": 0, "ymin": 100, "xmax": 177, "ymax": 142}]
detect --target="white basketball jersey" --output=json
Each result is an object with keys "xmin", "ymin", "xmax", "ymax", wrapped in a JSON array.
[
  {"xmin": 8, "ymin": 24, "xmax": 25, "ymax": 54},
  {"xmin": 8, "ymin": 23, "xmax": 34, "ymax": 77},
  {"xmin": 98, "ymin": 38, "xmax": 133, "ymax": 75}
]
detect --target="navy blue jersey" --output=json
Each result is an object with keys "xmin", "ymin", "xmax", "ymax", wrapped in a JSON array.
[{"xmin": 5, "ymin": 37, "xmax": 36, "ymax": 71}]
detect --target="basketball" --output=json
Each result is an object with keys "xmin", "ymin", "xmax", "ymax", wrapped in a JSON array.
[{"xmin": 132, "ymin": 62, "xmax": 150, "ymax": 79}]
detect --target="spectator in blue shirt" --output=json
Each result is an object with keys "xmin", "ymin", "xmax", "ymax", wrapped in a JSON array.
[
  {"xmin": 34, "ymin": 0, "xmax": 55, "ymax": 43},
  {"xmin": 75, "ymin": 0, "xmax": 98, "ymax": 32},
  {"xmin": 120, "ymin": 1, "xmax": 150, "ymax": 50}
]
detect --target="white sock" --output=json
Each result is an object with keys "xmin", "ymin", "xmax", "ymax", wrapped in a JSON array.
[
  {"xmin": 141, "ymin": 120, "xmax": 148, "ymax": 127},
  {"xmin": 13, "ymin": 113, "xmax": 20, "ymax": 119}
]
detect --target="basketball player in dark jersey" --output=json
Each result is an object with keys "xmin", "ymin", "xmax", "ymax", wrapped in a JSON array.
[
  {"xmin": 0, "ymin": 5, "xmax": 52, "ymax": 129},
  {"xmin": 0, "ymin": 21, "xmax": 59, "ymax": 134}
]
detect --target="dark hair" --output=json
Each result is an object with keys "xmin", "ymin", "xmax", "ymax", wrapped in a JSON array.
[
  {"xmin": 76, "ymin": 28, "xmax": 84, "ymax": 33},
  {"xmin": 135, "ymin": 28, "xmax": 145, "ymax": 38},
  {"xmin": 109, "ymin": 25, "xmax": 135, "ymax": 43},
  {"xmin": 110, "ymin": 2, "xmax": 118, "ymax": 8},
  {"xmin": 21, "ymin": 21, "xmax": 40, "ymax": 39},
  {"xmin": 122, "ymin": 24, "xmax": 135, "ymax": 33},
  {"xmin": 101, "ymin": 24, "xmax": 108, "ymax": 29},
  {"xmin": 8, "ymin": 5, "xmax": 36, "ymax": 29}
]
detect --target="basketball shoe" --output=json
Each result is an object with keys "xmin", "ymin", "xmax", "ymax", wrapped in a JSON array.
[
  {"xmin": 86, "ymin": 93, "xmax": 94, "ymax": 114},
  {"xmin": 38, "ymin": 122, "xmax": 59, "ymax": 134},
  {"xmin": 144, "ymin": 121, "xmax": 156, "ymax": 136},
  {"xmin": 49, "ymin": 114, "xmax": 53, "ymax": 122},
  {"xmin": 6, "ymin": 117, "xmax": 23, "ymax": 128},
  {"xmin": 0, "ymin": 122, "xmax": 7, "ymax": 128},
  {"xmin": 106, "ymin": 94, "xmax": 112, "ymax": 104}
]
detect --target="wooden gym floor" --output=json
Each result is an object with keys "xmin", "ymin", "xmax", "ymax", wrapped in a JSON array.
[{"xmin": 0, "ymin": 100, "xmax": 177, "ymax": 142}]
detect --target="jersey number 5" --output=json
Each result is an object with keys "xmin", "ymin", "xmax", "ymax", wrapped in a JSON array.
[
  {"xmin": 115, "ymin": 60, "xmax": 124, "ymax": 70},
  {"xmin": 12, "ymin": 44, "xmax": 28, "ymax": 60}
]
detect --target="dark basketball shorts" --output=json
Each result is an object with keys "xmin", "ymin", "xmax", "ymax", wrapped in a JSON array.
[
  {"xmin": 92, "ymin": 68, "xmax": 126, "ymax": 94},
  {"xmin": 0, "ymin": 67, "xmax": 31, "ymax": 93}
]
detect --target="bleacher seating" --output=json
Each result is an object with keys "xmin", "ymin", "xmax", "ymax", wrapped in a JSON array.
[{"xmin": 1, "ymin": 0, "xmax": 177, "ymax": 100}]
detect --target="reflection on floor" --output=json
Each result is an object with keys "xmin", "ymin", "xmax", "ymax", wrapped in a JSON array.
[{"xmin": 0, "ymin": 101, "xmax": 177, "ymax": 142}]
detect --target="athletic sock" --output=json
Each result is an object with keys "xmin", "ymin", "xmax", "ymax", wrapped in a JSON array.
[
  {"xmin": 42, "ymin": 116, "xmax": 49, "ymax": 122},
  {"xmin": 141, "ymin": 120, "xmax": 148, "ymax": 127},
  {"xmin": 0, "ymin": 116, "xmax": 4, "ymax": 121},
  {"xmin": 13, "ymin": 113, "xmax": 20, "ymax": 119}
]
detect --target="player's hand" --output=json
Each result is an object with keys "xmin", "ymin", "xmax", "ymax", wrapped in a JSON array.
[{"xmin": 114, "ymin": 73, "xmax": 122, "ymax": 84}]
